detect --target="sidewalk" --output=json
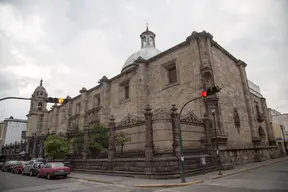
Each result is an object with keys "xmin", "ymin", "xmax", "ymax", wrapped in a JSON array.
[{"xmin": 69, "ymin": 156, "xmax": 288, "ymax": 188}]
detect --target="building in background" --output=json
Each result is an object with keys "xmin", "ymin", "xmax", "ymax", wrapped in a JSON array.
[
  {"xmin": 269, "ymin": 109, "xmax": 288, "ymax": 155},
  {"xmin": 0, "ymin": 117, "xmax": 27, "ymax": 150}
]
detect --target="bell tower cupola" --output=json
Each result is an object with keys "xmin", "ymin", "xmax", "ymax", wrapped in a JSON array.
[{"xmin": 140, "ymin": 24, "xmax": 156, "ymax": 48}]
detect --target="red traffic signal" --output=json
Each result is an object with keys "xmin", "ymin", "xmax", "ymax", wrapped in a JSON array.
[
  {"xmin": 201, "ymin": 86, "xmax": 221, "ymax": 97},
  {"xmin": 201, "ymin": 91, "xmax": 207, "ymax": 97}
]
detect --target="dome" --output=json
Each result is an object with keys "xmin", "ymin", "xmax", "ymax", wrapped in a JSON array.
[
  {"xmin": 122, "ymin": 26, "xmax": 161, "ymax": 71},
  {"xmin": 122, "ymin": 46, "xmax": 161, "ymax": 69},
  {"xmin": 34, "ymin": 85, "xmax": 46, "ymax": 93},
  {"xmin": 33, "ymin": 79, "xmax": 47, "ymax": 95}
]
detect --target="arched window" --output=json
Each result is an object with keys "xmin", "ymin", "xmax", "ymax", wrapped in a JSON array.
[{"xmin": 38, "ymin": 102, "xmax": 43, "ymax": 111}]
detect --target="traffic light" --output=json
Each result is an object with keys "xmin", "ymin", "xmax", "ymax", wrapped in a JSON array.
[
  {"xmin": 46, "ymin": 97, "xmax": 69, "ymax": 104},
  {"xmin": 201, "ymin": 86, "xmax": 221, "ymax": 97}
]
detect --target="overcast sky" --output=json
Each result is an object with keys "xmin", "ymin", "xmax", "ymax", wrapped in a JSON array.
[{"xmin": 0, "ymin": 0, "xmax": 287, "ymax": 121}]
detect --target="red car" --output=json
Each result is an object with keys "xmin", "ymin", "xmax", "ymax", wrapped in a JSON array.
[
  {"xmin": 37, "ymin": 162, "xmax": 70, "ymax": 180},
  {"xmin": 11, "ymin": 161, "xmax": 28, "ymax": 174}
]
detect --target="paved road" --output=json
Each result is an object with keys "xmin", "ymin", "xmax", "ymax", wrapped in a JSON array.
[
  {"xmin": 166, "ymin": 159, "xmax": 288, "ymax": 192},
  {"xmin": 0, "ymin": 159, "xmax": 287, "ymax": 192}
]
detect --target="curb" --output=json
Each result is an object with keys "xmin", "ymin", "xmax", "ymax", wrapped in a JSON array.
[
  {"xmin": 210, "ymin": 157, "xmax": 287, "ymax": 180},
  {"xmin": 70, "ymin": 176, "xmax": 117, "ymax": 185},
  {"xmin": 135, "ymin": 180, "xmax": 203, "ymax": 188}
]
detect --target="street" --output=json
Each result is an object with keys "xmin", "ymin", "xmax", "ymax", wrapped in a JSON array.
[{"xmin": 0, "ymin": 159, "xmax": 287, "ymax": 192}]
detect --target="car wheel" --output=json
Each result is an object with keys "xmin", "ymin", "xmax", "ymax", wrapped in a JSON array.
[
  {"xmin": 63, "ymin": 175, "xmax": 67, "ymax": 178},
  {"xmin": 29, "ymin": 170, "xmax": 33, "ymax": 176},
  {"xmin": 47, "ymin": 173, "xmax": 51, "ymax": 180}
]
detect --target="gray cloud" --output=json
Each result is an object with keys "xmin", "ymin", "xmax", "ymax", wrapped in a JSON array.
[{"xmin": 0, "ymin": 0, "xmax": 287, "ymax": 121}]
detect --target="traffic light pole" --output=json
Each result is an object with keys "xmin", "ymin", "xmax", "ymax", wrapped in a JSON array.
[
  {"xmin": 0, "ymin": 96, "xmax": 32, "ymax": 102},
  {"xmin": 178, "ymin": 95, "xmax": 203, "ymax": 183}
]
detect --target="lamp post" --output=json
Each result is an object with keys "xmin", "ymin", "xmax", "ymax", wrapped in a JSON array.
[
  {"xmin": 280, "ymin": 125, "xmax": 287, "ymax": 155},
  {"xmin": 210, "ymin": 106, "xmax": 222, "ymax": 175}
]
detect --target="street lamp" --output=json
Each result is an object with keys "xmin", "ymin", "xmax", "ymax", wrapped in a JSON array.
[{"xmin": 210, "ymin": 106, "xmax": 222, "ymax": 175}]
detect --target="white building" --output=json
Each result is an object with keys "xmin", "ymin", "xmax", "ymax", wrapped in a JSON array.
[{"xmin": 0, "ymin": 117, "xmax": 27, "ymax": 149}]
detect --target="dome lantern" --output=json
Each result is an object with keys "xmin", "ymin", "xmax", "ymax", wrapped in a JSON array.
[{"xmin": 122, "ymin": 25, "xmax": 161, "ymax": 72}]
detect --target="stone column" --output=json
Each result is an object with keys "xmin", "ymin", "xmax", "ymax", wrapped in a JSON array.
[
  {"xmin": 171, "ymin": 105, "xmax": 181, "ymax": 158},
  {"xmin": 108, "ymin": 115, "xmax": 116, "ymax": 172},
  {"xmin": 236, "ymin": 60, "xmax": 258, "ymax": 143},
  {"xmin": 99, "ymin": 76, "xmax": 111, "ymax": 125},
  {"xmin": 82, "ymin": 123, "xmax": 90, "ymax": 160},
  {"xmin": 260, "ymin": 98, "xmax": 276, "ymax": 145},
  {"xmin": 203, "ymin": 113, "xmax": 212, "ymax": 149},
  {"xmin": 14, "ymin": 142, "xmax": 17, "ymax": 154},
  {"xmin": 38, "ymin": 138, "xmax": 43, "ymax": 158},
  {"xmin": 79, "ymin": 88, "xmax": 88, "ymax": 130},
  {"xmin": 32, "ymin": 139, "xmax": 37, "ymax": 158},
  {"xmin": 144, "ymin": 104, "xmax": 154, "ymax": 178},
  {"xmin": 19, "ymin": 140, "xmax": 23, "ymax": 152}
]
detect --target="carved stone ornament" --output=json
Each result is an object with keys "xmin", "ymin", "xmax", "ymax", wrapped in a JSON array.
[
  {"xmin": 116, "ymin": 114, "xmax": 145, "ymax": 129},
  {"xmin": 234, "ymin": 108, "xmax": 241, "ymax": 130},
  {"xmin": 152, "ymin": 108, "xmax": 171, "ymax": 122},
  {"xmin": 180, "ymin": 111, "xmax": 204, "ymax": 125}
]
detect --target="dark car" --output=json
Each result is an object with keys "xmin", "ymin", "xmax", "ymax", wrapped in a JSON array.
[
  {"xmin": 11, "ymin": 161, "xmax": 28, "ymax": 174},
  {"xmin": 1, "ymin": 161, "xmax": 18, "ymax": 172},
  {"xmin": 22, "ymin": 159, "xmax": 45, "ymax": 176}
]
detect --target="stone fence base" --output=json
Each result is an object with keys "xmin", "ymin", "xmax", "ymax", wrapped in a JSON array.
[{"xmin": 69, "ymin": 154, "xmax": 216, "ymax": 179}]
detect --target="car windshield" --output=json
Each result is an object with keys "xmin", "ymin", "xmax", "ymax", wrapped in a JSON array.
[
  {"xmin": 7, "ymin": 161, "xmax": 17, "ymax": 164},
  {"xmin": 51, "ymin": 163, "xmax": 65, "ymax": 168}
]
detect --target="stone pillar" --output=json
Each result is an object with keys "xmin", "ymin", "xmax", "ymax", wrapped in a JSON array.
[
  {"xmin": 260, "ymin": 98, "xmax": 276, "ymax": 145},
  {"xmin": 144, "ymin": 104, "xmax": 154, "ymax": 178},
  {"xmin": 32, "ymin": 139, "xmax": 37, "ymax": 158},
  {"xmin": 19, "ymin": 140, "xmax": 23, "ymax": 152},
  {"xmin": 108, "ymin": 115, "xmax": 116, "ymax": 172},
  {"xmin": 99, "ymin": 76, "xmax": 111, "ymax": 125},
  {"xmin": 38, "ymin": 138, "xmax": 44, "ymax": 158},
  {"xmin": 79, "ymin": 88, "xmax": 88, "ymax": 130},
  {"xmin": 82, "ymin": 123, "xmax": 90, "ymax": 160},
  {"xmin": 171, "ymin": 105, "xmax": 181, "ymax": 158},
  {"xmin": 14, "ymin": 142, "xmax": 17, "ymax": 154},
  {"xmin": 203, "ymin": 113, "xmax": 212, "ymax": 149},
  {"xmin": 236, "ymin": 60, "xmax": 258, "ymax": 143}
]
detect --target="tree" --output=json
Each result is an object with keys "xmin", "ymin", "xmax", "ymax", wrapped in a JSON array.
[
  {"xmin": 116, "ymin": 132, "xmax": 131, "ymax": 155},
  {"xmin": 44, "ymin": 135, "xmax": 69, "ymax": 160},
  {"xmin": 72, "ymin": 124, "xmax": 109, "ymax": 156}
]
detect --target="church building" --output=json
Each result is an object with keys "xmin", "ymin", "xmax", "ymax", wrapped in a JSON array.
[{"xmin": 23, "ymin": 27, "xmax": 280, "ymax": 177}]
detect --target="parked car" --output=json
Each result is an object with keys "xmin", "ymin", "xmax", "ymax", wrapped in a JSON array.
[
  {"xmin": 37, "ymin": 162, "xmax": 70, "ymax": 180},
  {"xmin": 22, "ymin": 159, "xmax": 45, "ymax": 176},
  {"xmin": 1, "ymin": 161, "xmax": 18, "ymax": 172},
  {"xmin": 11, "ymin": 161, "xmax": 28, "ymax": 174}
]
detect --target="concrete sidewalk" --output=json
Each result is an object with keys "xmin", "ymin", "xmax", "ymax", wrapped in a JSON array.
[{"xmin": 69, "ymin": 156, "xmax": 288, "ymax": 188}]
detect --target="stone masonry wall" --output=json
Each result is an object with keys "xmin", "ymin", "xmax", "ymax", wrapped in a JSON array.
[{"xmin": 211, "ymin": 46, "xmax": 253, "ymax": 148}]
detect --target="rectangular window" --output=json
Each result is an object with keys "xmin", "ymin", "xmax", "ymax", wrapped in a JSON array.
[
  {"xmin": 168, "ymin": 66, "xmax": 177, "ymax": 84},
  {"xmin": 21, "ymin": 131, "xmax": 26, "ymax": 139},
  {"xmin": 76, "ymin": 103, "xmax": 81, "ymax": 114},
  {"xmin": 124, "ymin": 84, "xmax": 129, "ymax": 99},
  {"xmin": 93, "ymin": 95, "xmax": 101, "ymax": 106}
]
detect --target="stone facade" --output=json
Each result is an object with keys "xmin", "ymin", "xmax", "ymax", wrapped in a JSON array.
[{"xmin": 12, "ymin": 28, "xmax": 281, "ymax": 178}]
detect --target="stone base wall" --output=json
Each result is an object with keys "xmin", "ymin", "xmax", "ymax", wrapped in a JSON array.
[
  {"xmin": 69, "ymin": 154, "xmax": 216, "ymax": 179},
  {"xmin": 220, "ymin": 146, "xmax": 281, "ymax": 167}
]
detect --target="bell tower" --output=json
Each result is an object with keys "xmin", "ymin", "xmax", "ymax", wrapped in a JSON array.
[{"xmin": 26, "ymin": 79, "xmax": 48, "ymax": 137}]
